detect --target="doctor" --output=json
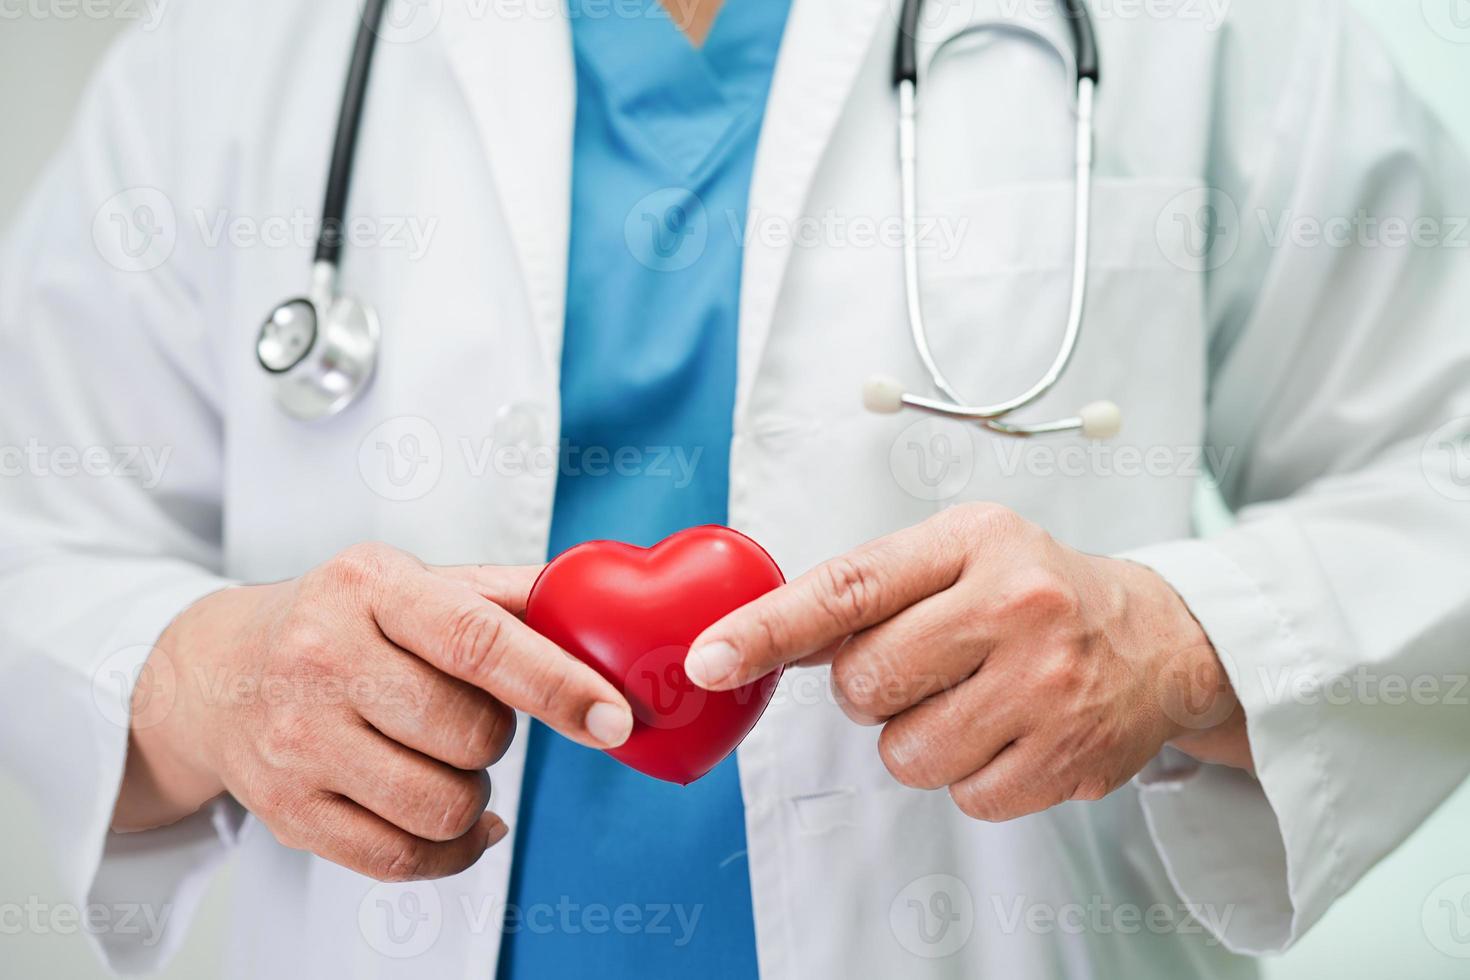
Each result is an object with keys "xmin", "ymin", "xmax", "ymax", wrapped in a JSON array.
[{"xmin": 1, "ymin": 0, "xmax": 1469, "ymax": 977}]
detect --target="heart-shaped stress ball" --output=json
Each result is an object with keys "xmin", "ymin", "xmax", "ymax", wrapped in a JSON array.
[{"xmin": 525, "ymin": 525, "xmax": 785, "ymax": 785}]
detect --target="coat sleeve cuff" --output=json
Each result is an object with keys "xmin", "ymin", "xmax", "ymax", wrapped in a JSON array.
[
  {"xmin": 8, "ymin": 571, "xmax": 244, "ymax": 974},
  {"xmin": 1118, "ymin": 537, "xmax": 1348, "ymax": 955}
]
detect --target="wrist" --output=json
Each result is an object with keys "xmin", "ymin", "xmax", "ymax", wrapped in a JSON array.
[
  {"xmin": 1107, "ymin": 556, "xmax": 1238, "ymax": 743},
  {"xmin": 113, "ymin": 583, "xmax": 281, "ymax": 831}
]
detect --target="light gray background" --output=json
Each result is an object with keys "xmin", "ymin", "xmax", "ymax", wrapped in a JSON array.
[{"xmin": 2, "ymin": 2, "xmax": 1469, "ymax": 977}]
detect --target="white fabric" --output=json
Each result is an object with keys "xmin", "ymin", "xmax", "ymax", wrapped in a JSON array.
[{"xmin": 1, "ymin": 0, "xmax": 1467, "ymax": 976}]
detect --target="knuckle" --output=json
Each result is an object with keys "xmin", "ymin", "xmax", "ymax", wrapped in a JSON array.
[
  {"xmin": 281, "ymin": 617, "xmax": 334, "ymax": 665},
  {"xmin": 1036, "ymin": 653, "xmax": 1082, "ymax": 697},
  {"xmin": 949, "ymin": 501, "xmax": 1021, "ymax": 538},
  {"xmin": 254, "ymin": 777, "xmax": 301, "ymax": 827},
  {"xmin": 327, "ymin": 542, "xmax": 394, "ymax": 590},
  {"xmin": 814, "ymin": 555, "xmax": 879, "ymax": 631},
  {"xmin": 528, "ymin": 663, "xmax": 573, "ymax": 724},
  {"xmin": 443, "ymin": 605, "xmax": 508, "ymax": 679},
  {"xmin": 1071, "ymin": 775, "xmax": 1113, "ymax": 803},
  {"xmin": 751, "ymin": 610, "xmax": 795, "ymax": 666},
  {"xmin": 372, "ymin": 840, "xmax": 432, "ymax": 883},
  {"xmin": 830, "ymin": 654, "xmax": 883, "ymax": 720},
  {"xmin": 457, "ymin": 703, "xmax": 516, "ymax": 769},
  {"xmin": 260, "ymin": 713, "xmax": 316, "ymax": 769},
  {"xmin": 1000, "ymin": 570, "xmax": 1080, "ymax": 621},
  {"xmin": 430, "ymin": 775, "xmax": 489, "ymax": 841}
]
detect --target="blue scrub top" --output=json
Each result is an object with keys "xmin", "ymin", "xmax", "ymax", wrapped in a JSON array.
[{"xmin": 496, "ymin": 2, "xmax": 792, "ymax": 977}]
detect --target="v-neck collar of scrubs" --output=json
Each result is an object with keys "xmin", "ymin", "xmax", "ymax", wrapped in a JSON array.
[{"xmin": 569, "ymin": 0, "xmax": 790, "ymax": 178}]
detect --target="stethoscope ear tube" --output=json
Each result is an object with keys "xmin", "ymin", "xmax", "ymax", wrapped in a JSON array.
[
  {"xmin": 316, "ymin": 0, "xmax": 390, "ymax": 268},
  {"xmin": 879, "ymin": 0, "xmax": 1118, "ymax": 440},
  {"xmin": 1062, "ymin": 0, "xmax": 1100, "ymax": 82}
]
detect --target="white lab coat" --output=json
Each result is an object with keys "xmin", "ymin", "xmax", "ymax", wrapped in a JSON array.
[{"xmin": 2, "ymin": 0, "xmax": 1468, "ymax": 976}]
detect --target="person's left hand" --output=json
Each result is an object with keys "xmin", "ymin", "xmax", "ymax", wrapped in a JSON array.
[{"xmin": 683, "ymin": 504, "xmax": 1251, "ymax": 822}]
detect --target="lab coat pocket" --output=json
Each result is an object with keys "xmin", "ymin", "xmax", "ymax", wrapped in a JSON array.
[{"xmin": 912, "ymin": 177, "xmax": 1210, "ymax": 552}]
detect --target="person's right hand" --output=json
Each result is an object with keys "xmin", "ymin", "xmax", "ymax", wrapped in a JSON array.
[{"xmin": 112, "ymin": 542, "xmax": 634, "ymax": 882}]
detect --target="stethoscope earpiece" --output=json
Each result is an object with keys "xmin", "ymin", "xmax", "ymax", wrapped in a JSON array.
[
  {"xmin": 864, "ymin": 374, "xmax": 1122, "ymax": 440},
  {"xmin": 879, "ymin": 0, "xmax": 1110, "ymax": 441}
]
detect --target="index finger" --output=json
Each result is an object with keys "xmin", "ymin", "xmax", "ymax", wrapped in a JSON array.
[
  {"xmin": 374, "ymin": 562, "xmax": 634, "ymax": 750},
  {"xmin": 684, "ymin": 521, "xmax": 963, "ymax": 691}
]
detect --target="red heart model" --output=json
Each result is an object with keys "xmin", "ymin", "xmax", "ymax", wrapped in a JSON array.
[{"xmin": 525, "ymin": 525, "xmax": 785, "ymax": 785}]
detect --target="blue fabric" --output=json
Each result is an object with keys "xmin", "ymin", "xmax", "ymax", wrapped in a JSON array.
[{"xmin": 496, "ymin": 2, "xmax": 792, "ymax": 977}]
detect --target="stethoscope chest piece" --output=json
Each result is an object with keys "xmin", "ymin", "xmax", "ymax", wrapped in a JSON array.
[{"xmin": 257, "ymin": 268, "xmax": 380, "ymax": 421}]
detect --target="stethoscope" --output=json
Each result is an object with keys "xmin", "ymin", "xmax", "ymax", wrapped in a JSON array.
[
  {"xmin": 864, "ymin": 0, "xmax": 1120, "ymax": 439},
  {"xmin": 258, "ymin": 0, "xmax": 1121, "ymax": 440}
]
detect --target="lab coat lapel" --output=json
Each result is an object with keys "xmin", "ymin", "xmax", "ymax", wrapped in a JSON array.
[
  {"xmin": 736, "ymin": 0, "xmax": 887, "ymax": 419},
  {"xmin": 439, "ymin": 0, "xmax": 575, "ymax": 374}
]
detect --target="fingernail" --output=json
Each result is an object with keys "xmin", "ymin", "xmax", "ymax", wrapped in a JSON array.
[
  {"xmin": 585, "ymin": 701, "xmax": 634, "ymax": 748},
  {"xmin": 685, "ymin": 641, "xmax": 739, "ymax": 690},
  {"xmin": 485, "ymin": 817, "xmax": 509, "ymax": 848}
]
